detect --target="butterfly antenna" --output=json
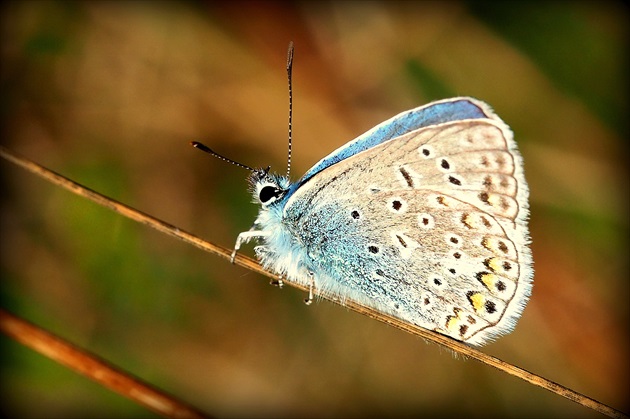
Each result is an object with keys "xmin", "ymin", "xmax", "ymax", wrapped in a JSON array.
[
  {"xmin": 286, "ymin": 41, "xmax": 294, "ymax": 178},
  {"xmin": 190, "ymin": 141, "xmax": 257, "ymax": 172}
]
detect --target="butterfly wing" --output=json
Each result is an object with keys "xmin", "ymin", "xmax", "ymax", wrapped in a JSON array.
[
  {"xmin": 283, "ymin": 102, "xmax": 532, "ymax": 345},
  {"xmin": 297, "ymin": 97, "xmax": 489, "ymax": 188}
]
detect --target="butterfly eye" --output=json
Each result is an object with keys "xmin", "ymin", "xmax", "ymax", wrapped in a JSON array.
[{"xmin": 259, "ymin": 185, "xmax": 281, "ymax": 204}]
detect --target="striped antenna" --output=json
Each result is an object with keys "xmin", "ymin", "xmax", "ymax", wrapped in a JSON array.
[
  {"xmin": 286, "ymin": 41, "xmax": 294, "ymax": 178},
  {"xmin": 190, "ymin": 141, "xmax": 256, "ymax": 172}
]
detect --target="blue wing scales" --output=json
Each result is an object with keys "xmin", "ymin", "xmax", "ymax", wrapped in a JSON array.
[{"xmin": 296, "ymin": 97, "xmax": 489, "ymax": 189}]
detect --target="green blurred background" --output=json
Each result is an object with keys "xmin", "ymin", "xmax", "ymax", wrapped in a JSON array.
[{"xmin": 1, "ymin": 1, "xmax": 628, "ymax": 417}]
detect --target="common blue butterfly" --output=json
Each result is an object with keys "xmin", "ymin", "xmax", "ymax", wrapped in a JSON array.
[{"xmin": 195, "ymin": 44, "xmax": 532, "ymax": 346}]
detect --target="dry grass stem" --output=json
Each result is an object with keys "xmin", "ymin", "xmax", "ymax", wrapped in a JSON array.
[
  {"xmin": 0, "ymin": 309, "xmax": 211, "ymax": 419},
  {"xmin": 1, "ymin": 146, "xmax": 627, "ymax": 419}
]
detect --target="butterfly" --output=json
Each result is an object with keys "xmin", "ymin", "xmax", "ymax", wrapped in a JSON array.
[{"xmin": 194, "ymin": 46, "xmax": 532, "ymax": 346}]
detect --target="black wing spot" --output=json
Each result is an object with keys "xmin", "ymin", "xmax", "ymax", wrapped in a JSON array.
[
  {"xmin": 485, "ymin": 301, "xmax": 497, "ymax": 314},
  {"xmin": 459, "ymin": 325, "xmax": 468, "ymax": 336},
  {"xmin": 399, "ymin": 167, "xmax": 414, "ymax": 188}
]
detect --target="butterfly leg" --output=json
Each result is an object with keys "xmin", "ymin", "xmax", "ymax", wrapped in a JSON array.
[
  {"xmin": 231, "ymin": 230, "xmax": 269, "ymax": 263},
  {"xmin": 250, "ymin": 245, "xmax": 284, "ymax": 287},
  {"xmin": 270, "ymin": 277, "xmax": 284, "ymax": 288},
  {"xmin": 304, "ymin": 271, "xmax": 314, "ymax": 305}
]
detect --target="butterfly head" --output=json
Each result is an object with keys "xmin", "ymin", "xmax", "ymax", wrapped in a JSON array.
[{"xmin": 248, "ymin": 168, "xmax": 290, "ymax": 207}]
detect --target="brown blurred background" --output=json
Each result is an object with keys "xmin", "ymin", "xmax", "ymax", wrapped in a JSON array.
[{"xmin": 1, "ymin": 1, "xmax": 628, "ymax": 417}]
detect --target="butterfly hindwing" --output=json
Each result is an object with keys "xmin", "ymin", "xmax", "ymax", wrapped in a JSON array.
[{"xmin": 282, "ymin": 116, "xmax": 531, "ymax": 345}]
